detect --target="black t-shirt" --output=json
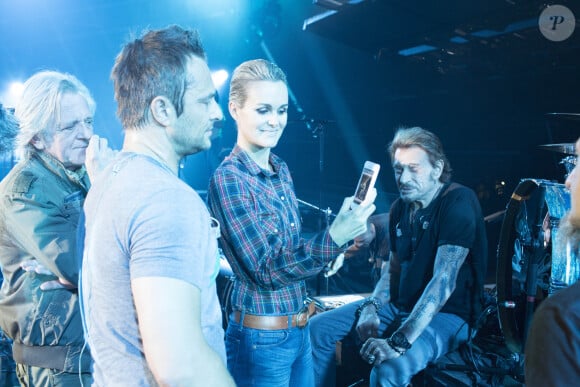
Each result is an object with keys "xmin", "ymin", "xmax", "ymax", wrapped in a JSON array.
[{"xmin": 388, "ymin": 182, "xmax": 487, "ymax": 325}]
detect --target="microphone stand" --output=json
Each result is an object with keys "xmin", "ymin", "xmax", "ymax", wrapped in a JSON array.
[
  {"xmin": 297, "ymin": 196, "xmax": 335, "ymax": 295},
  {"xmin": 292, "ymin": 121, "xmax": 335, "ymax": 293},
  {"xmin": 297, "ymin": 198, "xmax": 335, "ymax": 242},
  {"xmin": 296, "ymin": 198, "xmax": 334, "ymax": 219},
  {"xmin": 310, "ymin": 120, "xmax": 332, "ymax": 296}
]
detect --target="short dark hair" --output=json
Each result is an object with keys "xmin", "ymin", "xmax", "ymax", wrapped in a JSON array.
[
  {"xmin": 111, "ymin": 25, "xmax": 206, "ymax": 129},
  {"xmin": 388, "ymin": 126, "xmax": 452, "ymax": 182}
]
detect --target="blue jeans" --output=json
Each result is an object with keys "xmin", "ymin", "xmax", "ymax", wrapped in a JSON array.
[
  {"xmin": 310, "ymin": 300, "xmax": 468, "ymax": 387},
  {"xmin": 226, "ymin": 317, "xmax": 315, "ymax": 387}
]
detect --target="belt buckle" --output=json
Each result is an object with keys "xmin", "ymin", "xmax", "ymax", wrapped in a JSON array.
[{"xmin": 296, "ymin": 302, "xmax": 314, "ymax": 329}]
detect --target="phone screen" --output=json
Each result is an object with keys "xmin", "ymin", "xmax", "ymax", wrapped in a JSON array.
[
  {"xmin": 354, "ymin": 168, "xmax": 374, "ymax": 204},
  {"xmin": 351, "ymin": 161, "xmax": 380, "ymax": 208}
]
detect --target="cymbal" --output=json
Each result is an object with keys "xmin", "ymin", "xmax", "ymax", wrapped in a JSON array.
[
  {"xmin": 538, "ymin": 143, "xmax": 576, "ymax": 155},
  {"xmin": 546, "ymin": 112, "xmax": 580, "ymax": 121}
]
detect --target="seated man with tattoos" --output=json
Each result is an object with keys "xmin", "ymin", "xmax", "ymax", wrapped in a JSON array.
[{"xmin": 310, "ymin": 127, "xmax": 488, "ymax": 387}]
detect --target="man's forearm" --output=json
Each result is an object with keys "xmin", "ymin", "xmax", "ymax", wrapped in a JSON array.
[
  {"xmin": 372, "ymin": 252, "xmax": 401, "ymax": 306},
  {"xmin": 371, "ymin": 263, "xmax": 391, "ymax": 306},
  {"xmin": 397, "ymin": 278, "xmax": 447, "ymax": 343}
]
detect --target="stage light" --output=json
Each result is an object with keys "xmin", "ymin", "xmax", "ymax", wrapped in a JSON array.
[
  {"xmin": 0, "ymin": 81, "xmax": 24, "ymax": 109},
  {"xmin": 398, "ymin": 45, "xmax": 437, "ymax": 57},
  {"xmin": 211, "ymin": 69, "xmax": 229, "ymax": 89},
  {"xmin": 304, "ymin": 0, "xmax": 364, "ymax": 30},
  {"xmin": 314, "ymin": 0, "xmax": 363, "ymax": 11}
]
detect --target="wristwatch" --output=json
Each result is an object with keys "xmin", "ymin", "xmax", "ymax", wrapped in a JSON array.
[{"xmin": 387, "ymin": 331, "xmax": 412, "ymax": 355}]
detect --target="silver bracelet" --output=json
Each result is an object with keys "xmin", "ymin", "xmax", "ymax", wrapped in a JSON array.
[{"xmin": 355, "ymin": 296, "xmax": 381, "ymax": 317}]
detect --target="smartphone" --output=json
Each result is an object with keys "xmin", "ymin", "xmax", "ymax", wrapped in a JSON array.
[{"xmin": 351, "ymin": 161, "xmax": 380, "ymax": 208}]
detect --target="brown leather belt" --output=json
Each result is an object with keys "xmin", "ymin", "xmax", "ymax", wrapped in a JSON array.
[{"xmin": 231, "ymin": 302, "xmax": 315, "ymax": 330}]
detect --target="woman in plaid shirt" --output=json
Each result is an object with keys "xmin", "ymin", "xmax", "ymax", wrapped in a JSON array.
[{"xmin": 208, "ymin": 59, "xmax": 376, "ymax": 387}]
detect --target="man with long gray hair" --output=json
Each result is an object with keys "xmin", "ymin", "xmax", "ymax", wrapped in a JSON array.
[{"xmin": 0, "ymin": 70, "xmax": 112, "ymax": 386}]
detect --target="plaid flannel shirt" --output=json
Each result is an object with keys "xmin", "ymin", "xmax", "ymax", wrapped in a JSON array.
[{"xmin": 208, "ymin": 145, "xmax": 342, "ymax": 315}]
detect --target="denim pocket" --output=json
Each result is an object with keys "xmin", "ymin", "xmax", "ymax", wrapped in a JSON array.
[{"xmin": 251, "ymin": 328, "xmax": 289, "ymax": 350}]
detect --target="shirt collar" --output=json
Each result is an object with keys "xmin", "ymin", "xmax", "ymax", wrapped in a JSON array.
[
  {"xmin": 230, "ymin": 145, "xmax": 283, "ymax": 177},
  {"xmin": 33, "ymin": 150, "xmax": 89, "ymax": 190}
]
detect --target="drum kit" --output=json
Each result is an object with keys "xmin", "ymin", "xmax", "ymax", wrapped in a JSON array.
[{"xmin": 496, "ymin": 126, "xmax": 578, "ymax": 354}]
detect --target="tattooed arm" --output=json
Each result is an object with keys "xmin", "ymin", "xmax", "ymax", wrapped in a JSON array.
[
  {"xmin": 372, "ymin": 251, "xmax": 398, "ymax": 305},
  {"xmin": 360, "ymin": 244, "xmax": 468, "ymax": 362}
]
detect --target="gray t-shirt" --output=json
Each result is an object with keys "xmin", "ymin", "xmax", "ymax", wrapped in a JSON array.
[{"xmin": 81, "ymin": 152, "xmax": 225, "ymax": 386}]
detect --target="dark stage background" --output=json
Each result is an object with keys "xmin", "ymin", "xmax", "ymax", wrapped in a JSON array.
[{"xmin": 1, "ymin": 0, "xmax": 579, "ymax": 285}]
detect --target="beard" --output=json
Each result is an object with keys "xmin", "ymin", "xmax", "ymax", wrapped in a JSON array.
[{"xmin": 556, "ymin": 212, "xmax": 580, "ymax": 253}]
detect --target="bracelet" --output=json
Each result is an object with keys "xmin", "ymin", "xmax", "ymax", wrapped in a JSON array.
[{"xmin": 355, "ymin": 296, "xmax": 381, "ymax": 317}]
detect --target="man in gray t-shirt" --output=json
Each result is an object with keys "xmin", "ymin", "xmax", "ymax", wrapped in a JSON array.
[{"xmin": 81, "ymin": 25, "xmax": 234, "ymax": 387}]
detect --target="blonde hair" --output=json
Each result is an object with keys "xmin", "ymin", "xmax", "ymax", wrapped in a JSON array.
[{"xmin": 229, "ymin": 59, "xmax": 287, "ymax": 108}]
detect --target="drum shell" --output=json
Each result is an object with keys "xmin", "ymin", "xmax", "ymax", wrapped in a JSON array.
[{"xmin": 496, "ymin": 178, "xmax": 573, "ymax": 353}]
